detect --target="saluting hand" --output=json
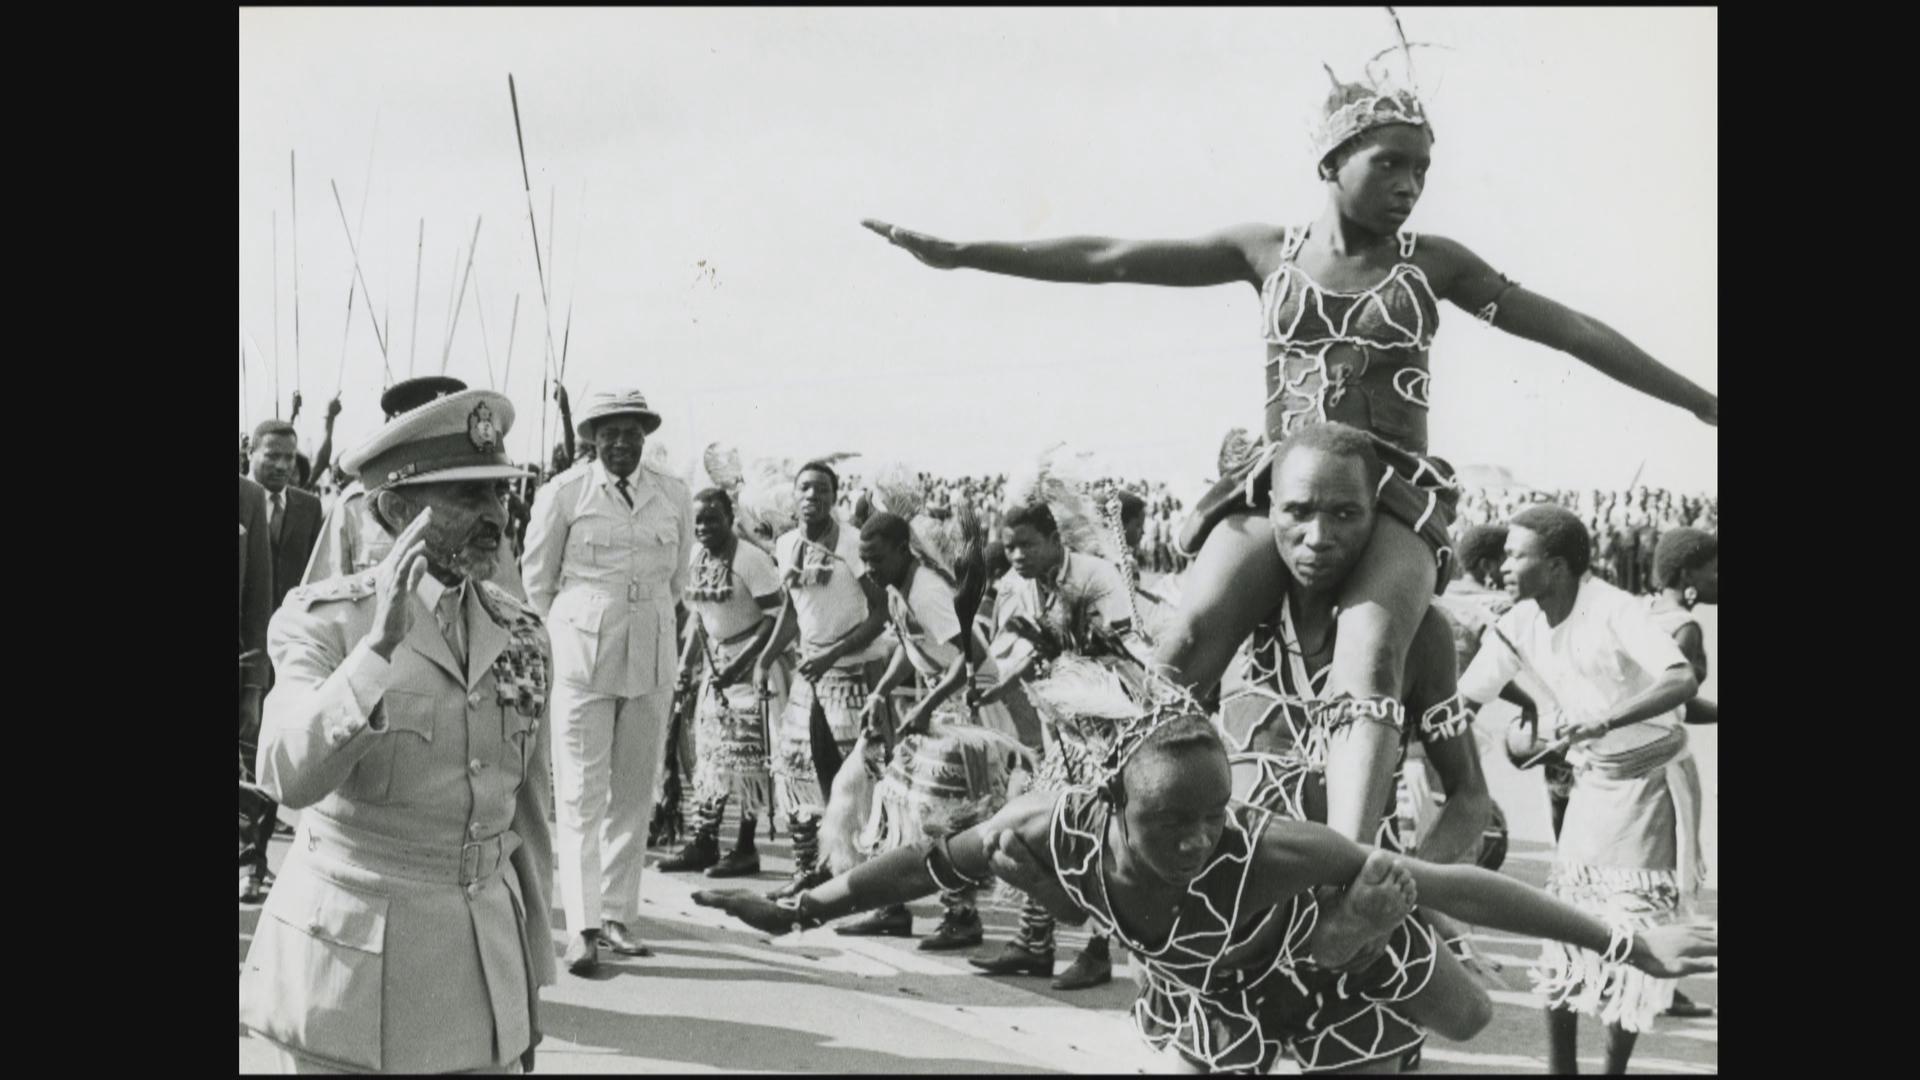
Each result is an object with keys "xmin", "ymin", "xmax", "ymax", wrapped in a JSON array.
[
  {"xmin": 369, "ymin": 509, "xmax": 435, "ymax": 661},
  {"xmin": 861, "ymin": 219, "xmax": 961, "ymax": 270}
]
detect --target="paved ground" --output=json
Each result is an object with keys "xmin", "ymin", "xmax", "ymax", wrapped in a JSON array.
[{"xmin": 240, "ymin": 608, "xmax": 1720, "ymax": 1073}]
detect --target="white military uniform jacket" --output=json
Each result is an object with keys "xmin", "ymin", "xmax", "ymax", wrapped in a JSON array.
[
  {"xmin": 240, "ymin": 569, "xmax": 557, "ymax": 1073},
  {"xmin": 521, "ymin": 460, "xmax": 694, "ymax": 696}
]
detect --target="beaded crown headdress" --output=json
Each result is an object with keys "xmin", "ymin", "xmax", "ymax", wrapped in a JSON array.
[{"xmin": 1308, "ymin": 8, "xmax": 1439, "ymax": 166}]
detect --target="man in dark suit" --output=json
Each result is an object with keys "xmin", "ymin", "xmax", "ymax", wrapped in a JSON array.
[
  {"xmin": 239, "ymin": 474, "xmax": 275, "ymax": 903},
  {"xmin": 243, "ymin": 420, "xmax": 322, "ymax": 903},
  {"xmin": 250, "ymin": 419, "xmax": 324, "ymax": 612}
]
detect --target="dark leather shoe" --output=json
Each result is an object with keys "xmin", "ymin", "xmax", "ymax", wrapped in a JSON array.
[
  {"xmin": 834, "ymin": 905, "xmax": 914, "ymax": 938},
  {"xmin": 565, "ymin": 933, "xmax": 599, "ymax": 975},
  {"xmin": 1664, "ymin": 991, "xmax": 1714, "ymax": 1018},
  {"xmin": 968, "ymin": 941, "xmax": 1055, "ymax": 977},
  {"xmin": 917, "ymin": 908, "xmax": 984, "ymax": 951},
  {"xmin": 600, "ymin": 920, "xmax": 653, "ymax": 957},
  {"xmin": 1051, "ymin": 945, "xmax": 1113, "ymax": 990},
  {"xmin": 657, "ymin": 837, "xmax": 720, "ymax": 873},
  {"xmin": 705, "ymin": 847, "xmax": 762, "ymax": 878},
  {"xmin": 239, "ymin": 869, "xmax": 274, "ymax": 905},
  {"xmin": 766, "ymin": 865, "xmax": 832, "ymax": 901}
]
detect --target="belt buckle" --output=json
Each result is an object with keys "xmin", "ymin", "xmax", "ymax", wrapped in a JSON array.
[
  {"xmin": 628, "ymin": 581, "xmax": 640, "ymax": 603},
  {"xmin": 461, "ymin": 839, "xmax": 485, "ymax": 885}
]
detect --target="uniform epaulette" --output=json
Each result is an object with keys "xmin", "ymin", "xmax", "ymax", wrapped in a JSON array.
[
  {"xmin": 285, "ymin": 569, "xmax": 379, "ymax": 610},
  {"xmin": 644, "ymin": 462, "xmax": 688, "ymax": 489},
  {"xmin": 479, "ymin": 580, "xmax": 542, "ymax": 627}
]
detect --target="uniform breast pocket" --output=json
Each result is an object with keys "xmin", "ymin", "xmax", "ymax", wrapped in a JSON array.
[
  {"xmin": 350, "ymin": 690, "xmax": 439, "ymax": 803},
  {"xmin": 565, "ymin": 523, "xmax": 607, "ymax": 569}
]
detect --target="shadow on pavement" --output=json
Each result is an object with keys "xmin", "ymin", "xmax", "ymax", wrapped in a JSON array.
[{"xmin": 540, "ymin": 1001, "xmax": 1054, "ymax": 1074}]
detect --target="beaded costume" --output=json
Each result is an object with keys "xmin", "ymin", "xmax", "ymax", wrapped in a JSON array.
[{"xmin": 1047, "ymin": 773, "xmax": 1438, "ymax": 1073}]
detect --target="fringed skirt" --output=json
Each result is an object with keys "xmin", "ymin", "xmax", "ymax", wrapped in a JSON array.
[
  {"xmin": 691, "ymin": 638, "xmax": 785, "ymax": 817},
  {"xmin": 1533, "ymin": 752, "xmax": 1707, "ymax": 1032},
  {"xmin": 692, "ymin": 682, "xmax": 775, "ymax": 818},
  {"xmin": 773, "ymin": 666, "xmax": 865, "ymax": 815}
]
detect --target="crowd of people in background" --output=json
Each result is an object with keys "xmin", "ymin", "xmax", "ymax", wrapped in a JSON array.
[{"xmin": 1454, "ymin": 486, "xmax": 1718, "ymax": 596}]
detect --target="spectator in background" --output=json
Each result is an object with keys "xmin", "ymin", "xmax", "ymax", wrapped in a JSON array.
[
  {"xmin": 249, "ymin": 419, "xmax": 325, "ymax": 615},
  {"xmin": 238, "ymin": 475, "xmax": 275, "ymax": 905}
]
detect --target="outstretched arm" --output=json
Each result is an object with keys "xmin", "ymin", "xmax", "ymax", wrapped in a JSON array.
[
  {"xmin": 862, "ymin": 219, "xmax": 1271, "ymax": 288},
  {"xmin": 1407, "ymin": 861, "xmax": 1715, "ymax": 978},
  {"xmin": 693, "ymin": 792, "xmax": 1058, "ymax": 934},
  {"xmin": 1253, "ymin": 820, "xmax": 1715, "ymax": 979},
  {"xmin": 1426, "ymin": 236, "xmax": 1717, "ymax": 425}
]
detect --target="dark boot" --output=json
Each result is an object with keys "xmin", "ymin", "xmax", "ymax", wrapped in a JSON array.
[
  {"xmin": 1052, "ymin": 934, "xmax": 1113, "ymax": 990},
  {"xmin": 918, "ymin": 899, "xmax": 985, "ymax": 952},
  {"xmin": 657, "ymin": 795, "xmax": 725, "ymax": 873},
  {"xmin": 834, "ymin": 903, "xmax": 914, "ymax": 937},
  {"xmin": 706, "ymin": 814, "xmax": 762, "ymax": 878},
  {"xmin": 767, "ymin": 814, "xmax": 831, "ymax": 900},
  {"xmin": 968, "ymin": 939, "xmax": 1055, "ymax": 977}
]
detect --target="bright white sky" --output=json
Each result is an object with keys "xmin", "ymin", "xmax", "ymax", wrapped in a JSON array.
[{"xmin": 239, "ymin": 7, "xmax": 1716, "ymax": 500}]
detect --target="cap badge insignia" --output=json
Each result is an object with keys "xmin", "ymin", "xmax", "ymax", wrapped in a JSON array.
[{"xmin": 468, "ymin": 403, "xmax": 500, "ymax": 452}]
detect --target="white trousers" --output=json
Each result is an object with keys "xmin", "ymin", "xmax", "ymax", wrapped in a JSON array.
[{"xmin": 548, "ymin": 682, "xmax": 674, "ymax": 932}]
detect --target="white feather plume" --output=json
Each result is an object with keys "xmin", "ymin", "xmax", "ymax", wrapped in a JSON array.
[{"xmin": 1002, "ymin": 443, "xmax": 1115, "ymax": 560}]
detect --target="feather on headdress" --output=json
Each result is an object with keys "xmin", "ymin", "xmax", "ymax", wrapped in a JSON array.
[
  {"xmin": 731, "ymin": 451, "xmax": 862, "ymax": 541},
  {"xmin": 866, "ymin": 460, "xmax": 983, "ymax": 589},
  {"xmin": 1002, "ymin": 443, "xmax": 1116, "ymax": 561},
  {"xmin": 1023, "ymin": 657, "xmax": 1212, "ymax": 785}
]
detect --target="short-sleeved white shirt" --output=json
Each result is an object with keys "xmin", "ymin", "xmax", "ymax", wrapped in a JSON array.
[
  {"xmin": 776, "ymin": 521, "xmax": 888, "ymax": 667},
  {"xmin": 887, "ymin": 564, "xmax": 964, "ymax": 680},
  {"xmin": 1459, "ymin": 576, "xmax": 1690, "ymax": 756}
]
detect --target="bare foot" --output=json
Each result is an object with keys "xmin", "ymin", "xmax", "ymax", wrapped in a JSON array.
[{"xmin": 1309, "ymin": 849, "xmax": 1415, "ymax": 969}]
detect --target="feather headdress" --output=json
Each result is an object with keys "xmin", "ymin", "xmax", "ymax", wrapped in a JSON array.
[
  {"xmin": 866, "ymin": 460, "xmax": 984, "ymax": 588},
  {"xmin": 1023, "ymin": 657, "xmax": 1211, "ymax": 785},
  {"xmin": 731, "ymin": 451, "xmax": 863, "ymax": 541},
  {"xmin": 1002, "ymin": 443, "xmax": 1116, "ymax": 561}
]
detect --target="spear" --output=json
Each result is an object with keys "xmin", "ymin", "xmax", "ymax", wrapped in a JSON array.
[
  {"xmin": 508, "ymin": 74, "xmax": 561, "ymax": 467},
  {"xmin": 441, "ymin": 216, "xmax": 482, "ymax": 374},
  {"xmin": 271, "ymin": 212, "xmax": 280, "ymax": 401},
  {"xmin": 327, "ymin": 178, "xmax": 390, "ymax": 364},
  {"xmin": 441, "ymin": 246, "xmax": 459, "ymax": 355},
  {"xmin": 472, "ymin": 264, "xmax": 498, "ymax": 390},
  {"xmin": 290, "ymin": 151, "xmax": 301, "ymax": 418},
  {"xmin": 408, "ymin": 219, "xmax": 424, "ymax": 377},
  {"xmin": 502, "ymin": 293, "xmax": 520, "ymax": 389},
  {"xmin": 240, "ymin": 327, "xmax": 250, "ymax": 433}
]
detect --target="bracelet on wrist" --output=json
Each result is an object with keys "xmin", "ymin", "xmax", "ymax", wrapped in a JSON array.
[{"xmin": 775, "ymin": 892, "xmax": 826, "ymax": 933}]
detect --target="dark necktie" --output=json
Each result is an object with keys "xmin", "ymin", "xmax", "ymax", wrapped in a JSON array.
[
  {"xmin": 270, "ymin": 493, "xmax": 286, "ymax": 544},
  {"xmin": 615, "ymin": 477, "xmax": 634, "ymax": 509}
]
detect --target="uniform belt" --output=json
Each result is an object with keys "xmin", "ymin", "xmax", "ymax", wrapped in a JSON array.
[
  {"xmin": 559, "ymin": 580, "xmax": 665, "ymax": 604},
  {"xmin": 300, "ymin": 814, "xmax": 521, "ymax": 887}
]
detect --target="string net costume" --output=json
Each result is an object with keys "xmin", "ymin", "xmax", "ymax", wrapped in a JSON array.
[{"xmin": 1028, "ymin": 664, "xmax": 1440, "ymax": 1073}]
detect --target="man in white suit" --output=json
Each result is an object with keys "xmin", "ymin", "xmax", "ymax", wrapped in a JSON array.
[{"xmin": 522, "ymin": 388, "xmax": 695, "ymax": 975}]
